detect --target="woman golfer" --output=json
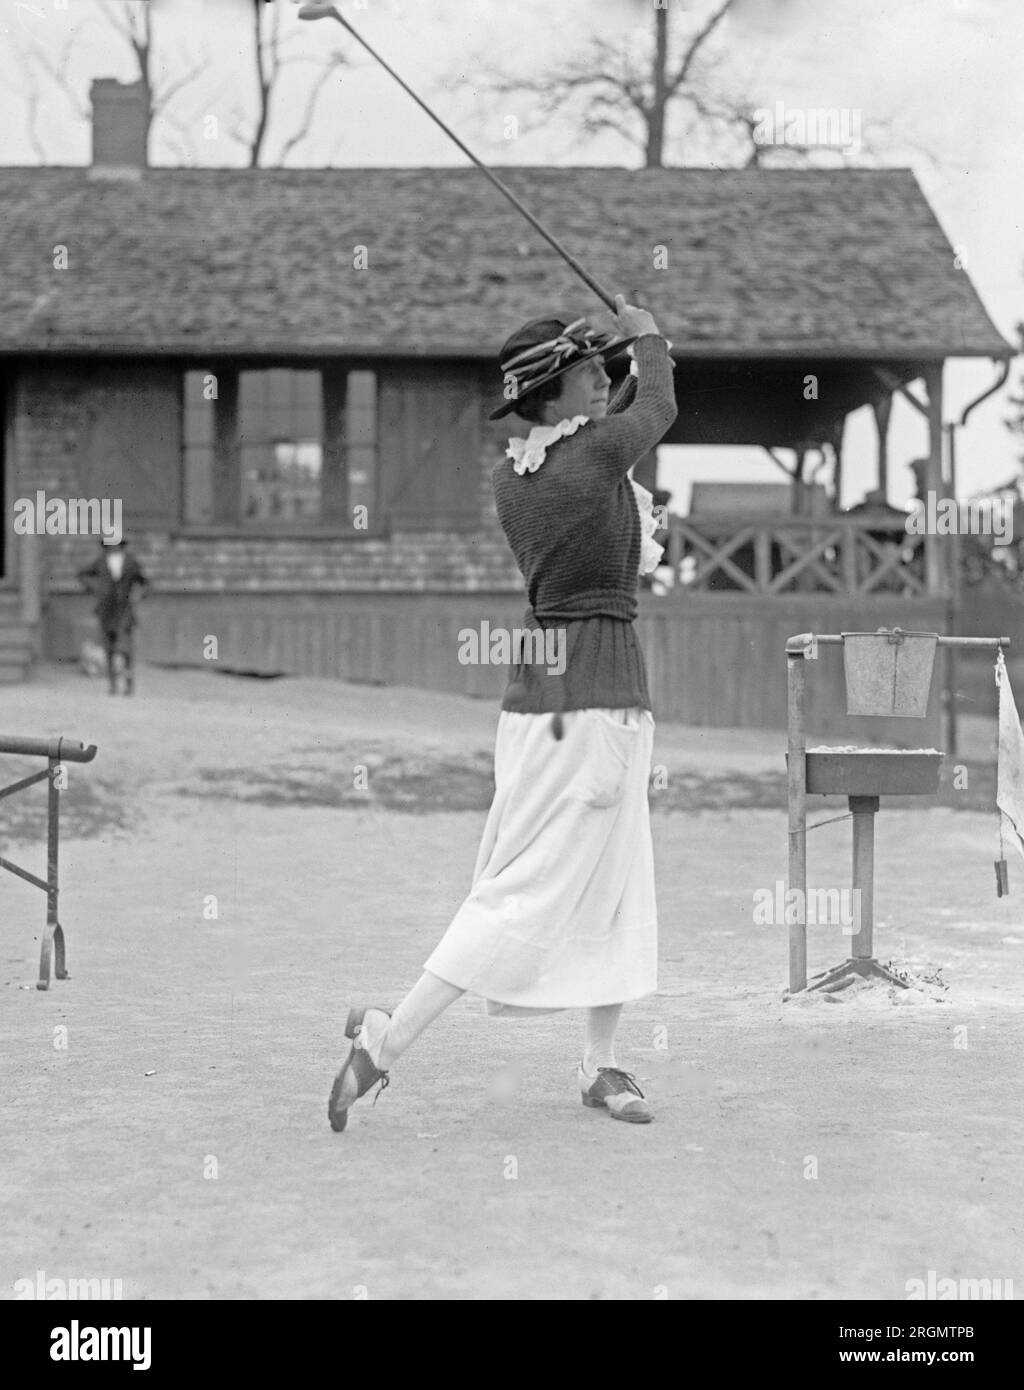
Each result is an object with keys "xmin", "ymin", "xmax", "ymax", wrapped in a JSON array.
[{"xmin": 329, "ymin": 294, "xmax": 676, "ymax": 1129}]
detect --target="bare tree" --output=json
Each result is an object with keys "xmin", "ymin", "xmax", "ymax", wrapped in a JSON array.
[
  {"xmin": 16, "ymin": 0, "xmax": 209, "ymax": 164},
  {"xmin": 230, "ymin": 0, "xmax": 348, "ymax": 168},
  {"xmin": 17, "ymin": 21, "xmax": 86, "ymax": 163},
  {"xmin": 480, "ymin": 0, "xmax": 734, "ymax": 169},
  {"xmin": 18, "ymin": 18, "xmax": 92, "ymax": 161},
  {"xmin": 100, "ymin": 0, "xmax": 213, "ymax": 162},
  {"xmin": 13, "ymin": 0, "xmax": 349, "ymax": 168},
  {"xmin": 474, "ymin": 0, "xmax": 896, "ymax": 170}
]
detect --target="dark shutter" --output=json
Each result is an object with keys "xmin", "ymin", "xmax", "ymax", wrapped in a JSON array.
[
  {"xmin": 320, "ymin": 365, "xmax": 347, "ymax": 523},
  {"xmin": 81, "ymin": 364, "xmax": 182, "ymax": 528},
  {"xmin": 212, "ymin": 368, "xmax": 239, "ymax": 525},
  {"xmin": 378, "ymin": 364, "xmax": 481, "ymax": 531}
]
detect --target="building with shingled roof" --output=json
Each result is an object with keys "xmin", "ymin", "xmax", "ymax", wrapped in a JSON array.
[{"xmin": 0, "ymin": 80, "xmax": 1014, "ymax": 733}]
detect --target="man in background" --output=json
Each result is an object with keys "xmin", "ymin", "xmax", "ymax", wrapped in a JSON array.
[{"xmin": 77, "ymin": 537, "xmax": 149, "ymax": 695}]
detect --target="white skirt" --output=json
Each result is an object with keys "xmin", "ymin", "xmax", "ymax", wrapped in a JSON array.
[{"xmin": 423, "ymin": 707, "xmax": 658, "ymax": 1015}]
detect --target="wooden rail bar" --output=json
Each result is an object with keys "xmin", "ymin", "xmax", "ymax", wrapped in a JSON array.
[
  {"xmin": 0, "ymin": 737, "xmax": 97, "ymax": 762},
  {"xmin": 785, "ymin": 633, "xmax": 1009, "ymax": 651}
]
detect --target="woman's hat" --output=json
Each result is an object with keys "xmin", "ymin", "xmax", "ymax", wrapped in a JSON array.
[{"xmin": 489, "ymin": 315, "xmax": 637, "ymax": 421}]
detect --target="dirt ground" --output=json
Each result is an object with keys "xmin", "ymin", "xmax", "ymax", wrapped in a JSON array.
[{"xmin": 1, "ymin": 662, "xmax": 1022, "ymax": 1300}]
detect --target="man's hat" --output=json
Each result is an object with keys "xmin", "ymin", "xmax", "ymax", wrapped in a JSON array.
[{"xmin": 489, "ymin": 316, "xmax": 637, "ymax": 421}]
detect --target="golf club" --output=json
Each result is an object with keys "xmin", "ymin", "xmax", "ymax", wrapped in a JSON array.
[{"xmin": 297, "ymin": 1, "xmax": 619, "ymax": 311}]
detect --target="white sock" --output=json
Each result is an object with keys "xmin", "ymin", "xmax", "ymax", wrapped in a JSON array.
[
  {"xmin": 582, "ymin": 1004, "xmax": 622, "ymax": 1077},
  {"xmin": 364, "ymin": 970, "xmax": 464, "ymax": 1071}
]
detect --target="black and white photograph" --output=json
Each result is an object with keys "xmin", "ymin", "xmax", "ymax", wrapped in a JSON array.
[{"xmin": 0, "ymin": 0, "xmax": 1022, "ymax": 1340}]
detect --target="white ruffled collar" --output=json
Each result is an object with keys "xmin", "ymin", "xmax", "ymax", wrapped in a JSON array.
[{"xmin": 505, "ymin": 416, "xmax": 590, "ymax": 474}]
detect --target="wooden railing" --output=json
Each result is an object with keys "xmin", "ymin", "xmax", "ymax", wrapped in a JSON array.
[{"xmin": 662, "ymin": 514, "xmax": 929, "ymax": 597}]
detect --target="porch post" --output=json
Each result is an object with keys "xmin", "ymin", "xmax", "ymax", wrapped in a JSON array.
[
  {"xmin": 10, "ymin": 376, "xmax": 43, "ymax": 648},
  {"xmin": 20, "ymin": 528, "xmax": 41, "ymax": 629},
  {"xmin": 922, "ymin": 363, "xmax": 945, "ymax": 596},
  {"xmin": 871, "ymin": 393, "xmax": 892, "ymax": 500},
  {"xmin": 831, "ymin": 433, "xmax": 844, "ymax": 509},
  {"xmin": 791, "ymin": 447, "xmax": 807, "ymax": 514}
]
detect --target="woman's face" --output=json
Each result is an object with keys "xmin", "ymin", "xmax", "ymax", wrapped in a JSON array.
[{"xmin": 543, "ymin": 355, "xmax": 611, "ymax": 423}]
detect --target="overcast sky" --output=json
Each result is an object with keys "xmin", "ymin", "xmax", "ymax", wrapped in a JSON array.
[{"xmin": 0, "ymin": 0, "xmax": 1020, "ymax": 508}]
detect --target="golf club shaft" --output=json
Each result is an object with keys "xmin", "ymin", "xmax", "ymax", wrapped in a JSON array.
[{"xmin": 317, "ymin": 6, "xmax": 619, "ymax": 310}]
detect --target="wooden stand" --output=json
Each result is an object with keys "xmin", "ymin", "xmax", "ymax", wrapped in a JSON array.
[{"xmin": 785, "ymin": 631, "xmax": 1008, "ymax": 995}]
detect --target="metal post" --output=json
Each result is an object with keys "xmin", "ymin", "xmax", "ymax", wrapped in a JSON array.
[
  {"xmin": 849, "ymin": 795, "xmax": 878, "ymax": 961},
  {"xmin": 944, "ymin": 421, "xmax": 960, "ymax": 758},
  {"xmin": 923, "ymin": 363, "xmax": 945, "ymax": 598},
  {"xmin": 20, "ymin": 527, "xmax": 41, "ymax": 629},
  {"xmin": 787, "ymin": 646, "xmax": 808, "ymax": 993},
  {"xmin": 37, "ymin": 745, "xmax": 67, "ymax": 989}
]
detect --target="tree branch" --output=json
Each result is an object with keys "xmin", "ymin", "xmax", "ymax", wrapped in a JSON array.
[
  {"xmin": 277, "ymin": 54, "xmax": 346, "ymax": 165},
  {"xmin": 460, "ymin": 0, "xmax": 738, "ymax": 168},
  {"xmin": 153, "ymin": 55, "xmax": 212, "ymax": 112},
  {"xmin": 21, "ymin": 78, "xmax": 49, "ymax": 163},
  {"xmin": 95, "ymin": 0, "xmax": 136, "ymax": 48},
  {"xmin": 155, "ymin": 109, "xmax": 199, "ymax": 166},
  {"xmin": 265, "ymin": 0, "xmax": 284, "ymax": 86},
  {"xmin": 22, "ymin": 26, "xmax": 91, "ymax": 123},
  {"xmin": 225, "ymin": 106, "xmax": 254, "ymax": 152},
  {"xmin": 578, "ymin": 111, "xmax": 645, "ymax": 151},
  {"xmin": 666, "ymin": 0, "xmax": 735, "ymax": 95},
  {"xmin": 249, "ymin": 0, "xmax": 271, "ymax": 168}
]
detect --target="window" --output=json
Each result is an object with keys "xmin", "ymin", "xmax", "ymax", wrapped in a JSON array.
[
  {"xmin": 181, "ymin": 366, "xmax": 378, "ymax": 531},
  {"xmin": 238, "ymin": 368, "xmax": 322, "ymax": 525}
]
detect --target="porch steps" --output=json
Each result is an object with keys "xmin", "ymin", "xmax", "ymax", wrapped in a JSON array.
[{"xmin": 0, "ymin": 592, "xmax": 36, "ymax": 683}]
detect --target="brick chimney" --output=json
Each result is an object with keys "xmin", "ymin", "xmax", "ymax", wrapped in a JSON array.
[{"xmin": 89, "ymin": 78, "xmax": 149, "ymax": 179}]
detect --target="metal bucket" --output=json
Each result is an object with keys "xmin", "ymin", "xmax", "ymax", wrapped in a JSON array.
[{"xmin": 842, "ymin": 629, "xmax": 938, "ymax": 717}]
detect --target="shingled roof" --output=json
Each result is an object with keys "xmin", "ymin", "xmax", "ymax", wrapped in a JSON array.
[{"xmin": 0, "ymin": 166, "xmax": 1011, "ymax": 360}]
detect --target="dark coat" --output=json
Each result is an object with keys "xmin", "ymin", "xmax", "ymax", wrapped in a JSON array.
[{"xmin": 77, "ymin": 550, "xmax": 149, "ymax": 633}]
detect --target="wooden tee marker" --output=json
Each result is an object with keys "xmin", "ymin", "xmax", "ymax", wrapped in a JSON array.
[{"xmin": 785, "ymin": 630, "xmax": 1009, "ymax": 995}]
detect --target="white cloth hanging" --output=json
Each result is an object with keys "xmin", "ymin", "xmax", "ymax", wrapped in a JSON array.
[{"xmin": 996, "ymin": 650, "xmax": 1024, "ymax": 863}]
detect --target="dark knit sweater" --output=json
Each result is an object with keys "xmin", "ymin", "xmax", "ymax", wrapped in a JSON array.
[{"xmin": 492, "ymin": 334, "xmax": 677, "ymax": 714}]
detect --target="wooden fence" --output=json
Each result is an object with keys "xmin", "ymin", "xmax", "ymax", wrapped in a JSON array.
[
  {"xmin": 665, "ymin": 514, "xmax": 927, "ymax": 596},
  {"xmin": 638, "ymin": 593, "xmax": 948, "ymax": 742},
  {"xmin": 49, "ymin": 588, "xmax": 955, "ymax": 741}
]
